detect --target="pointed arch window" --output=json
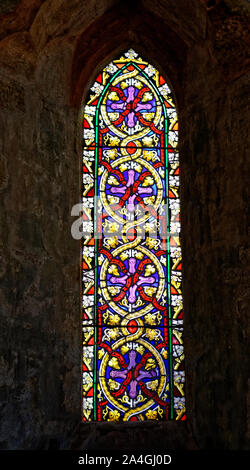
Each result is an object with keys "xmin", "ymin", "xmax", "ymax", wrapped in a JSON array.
[{"xmin": 81, "ymin": 49, "xmax": 185, "ymax": 422}]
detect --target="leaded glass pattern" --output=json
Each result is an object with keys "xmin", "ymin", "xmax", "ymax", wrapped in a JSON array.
[{"xmin": 81, "ymin": 49, "xmax": 185, "ymax": 422}]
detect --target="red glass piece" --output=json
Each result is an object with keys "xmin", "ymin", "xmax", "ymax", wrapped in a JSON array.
[
  {"xmin": 96, "ymin": 73, "xmax": 102, "ymax": 84},
  {"xmin": 126, "ymin": 141, "xmax": 136, "ymax": 155},
  {"xmin": 127, "ymin": 319, "xmax": 138, "ymax": 334}
]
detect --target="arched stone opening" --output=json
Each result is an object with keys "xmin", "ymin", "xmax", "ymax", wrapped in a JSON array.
[{"xmin": 70, "ymin": 5, "xmax": 196, "ymax": 450}]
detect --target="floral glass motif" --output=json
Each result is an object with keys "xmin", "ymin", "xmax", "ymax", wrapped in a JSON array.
[{"xmin": 82, "ymin": 49, "xmax": 185, "ymax": 422}]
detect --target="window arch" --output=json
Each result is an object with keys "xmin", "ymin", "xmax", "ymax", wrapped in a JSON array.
[{"xmin": 81, "ymin": 49, "xmax": 185, "ymax": 422}]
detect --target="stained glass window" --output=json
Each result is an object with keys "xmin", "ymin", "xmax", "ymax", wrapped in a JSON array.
[{"xmin": 81, "ymin": 49, "xmax": 186, "ymax": 422}]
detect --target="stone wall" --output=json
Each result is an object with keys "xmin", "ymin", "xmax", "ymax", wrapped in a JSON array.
[{"xmin": 0, "ymin": 0, "xmax": 249, "ymax": 450}]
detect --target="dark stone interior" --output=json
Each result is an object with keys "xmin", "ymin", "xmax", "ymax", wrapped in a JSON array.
[{"xmin": 0, "ymin": 0, "xmax": 249, "ymax": 450}]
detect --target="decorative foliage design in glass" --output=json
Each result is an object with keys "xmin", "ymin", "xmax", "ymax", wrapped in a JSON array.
[{"xmin": 82, "ymin": 49, "xmax": 185, "ymax": 422}]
